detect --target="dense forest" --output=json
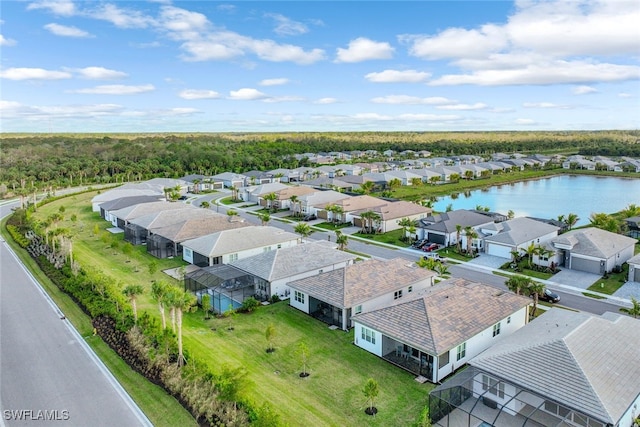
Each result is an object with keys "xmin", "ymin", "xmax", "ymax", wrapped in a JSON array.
[{"xmin": 1, "ymin": 130, "xmax": 639, "ymax": 194}]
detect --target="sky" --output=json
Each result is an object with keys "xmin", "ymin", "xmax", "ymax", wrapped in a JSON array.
[{"xmin": 1, "ymin": 0, "xmax": 639, "ymax": 133}]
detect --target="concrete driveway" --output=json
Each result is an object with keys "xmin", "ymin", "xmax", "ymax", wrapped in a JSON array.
[
  {"xmin": 466, "ymin": 254, "xmax": 508, "ymax": 269},
  {"xmin": 548, "ymin": 269, "xmax": 602, "ymax": 289}
]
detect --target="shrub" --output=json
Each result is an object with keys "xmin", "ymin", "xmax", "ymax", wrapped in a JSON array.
[{"xmin": 241, "ymin": 297, "xmax": 260, "ymax": 313}]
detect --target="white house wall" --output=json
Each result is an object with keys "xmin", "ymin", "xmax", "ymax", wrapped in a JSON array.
[
  {"xmin": 353, "ymin": 322, "xmax": 383, "ymax": 356},
  {"xmin": 435, "ymin": 306, "xmax": 528, "ymax": 382},
  {"xmin": 619, "ymin": 392, "xmax": 640, "ymax": 427},
  {"xmin": 183, "ymin": 247, "xmax": 194, "ymax": 264},
  {"xmin": 221, "ymin": 240, "xmax": 298, "ymax": 265},
  {"xmin": 270, "ymin": 259, "xmax": 354, "ymax": 299}
]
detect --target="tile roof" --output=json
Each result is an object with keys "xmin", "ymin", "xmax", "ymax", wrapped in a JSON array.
[
  {"xmin": 353, "ymin": 200, "xmax": 431, "ymax": 221},
  {"xmin": 229, "ymin": 240, "xmax": 357, "ymax": 281},
  {"xmin": 483, "ymin": 217, "xmax": 559, "ymax": 246},
  {"xmin": 353, "ymin": 278, "xmax": 530, "ymax": 355},
  {"xmin": 149, "ymin": 215, "xmax": 250, "ymax": 243},
  {"xmin": 181, "ymin": 226, "xmax": 299, "ymax": 256},
  {"xmin": 551, "ymin": 227, "xmax": 637, "ymax": 258},
  {"xmin": 470, "ymin": 309, "xmax": 640, "ymax": 424},
  {"xmin": 112, "ymin": 201, "xmax": 192, "ymax": 222},
  {"xmin": 420, "ymin": 209, "xmax": 495, "ymax": 233},
  {"xmin": 98, "ymin": 195, "xmax": 163, "ymax": 212},
  {"xmin": 274, "ymin": 186, "xmax": 317, "ymax": 199},
  {"xmin": 288, "ymin": 258, "xmax": 437, "ymax": 308},
  {"xmin": 333, "ymin": 195, "xmax": 387, "ymax": 212},
  {"xmin": 130, "ymin": 206, "xmax": 215, "ymax": 230}
]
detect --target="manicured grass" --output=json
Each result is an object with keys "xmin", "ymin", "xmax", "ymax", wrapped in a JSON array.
[
  {"xmin": 582, "ymin": 292, "xmax": 608, "ymax": 300},
  {"xmin": 0, "ymin": 215, "xmax": 197, "ymax": 427},
  {"xmin": 352, "ymin": 228, "xmax": 405, "ymax": 246},
  {"xmin": 586, "ymin": 265, "xmax": 628, "ymax": 295},
  {"xmin": 29, "ymin": 192, "xmax": 432, "ymax": 426},
  {"xmin": 313, "ymin": 221, "xmax": 353, "ymax": 231}
]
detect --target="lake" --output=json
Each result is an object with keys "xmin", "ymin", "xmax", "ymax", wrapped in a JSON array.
[{"xmin": 432, "ymin": 175, "xmax": 640, "ymax": 226}]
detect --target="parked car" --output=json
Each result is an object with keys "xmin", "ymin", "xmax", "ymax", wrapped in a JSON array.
[
  {"xmin": 412, "ymin": 239, "xmax": 427, "ymax": 249},
  {"xmin": 422, "ymin": 243, "xmax": 439, "ymax": 252},
  {"xmin": 302, "ymin": 214, "xmax": 317, "ymax": 221},
  {"xmin": 422, "ymin": 253, "xmax": 445, "ymax": 263},
  {"xmin": 536, "ymin": 289, "xmax": 560, "ymax": 303}
]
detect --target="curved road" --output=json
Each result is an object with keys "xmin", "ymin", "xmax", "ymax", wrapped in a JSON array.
[{"xmin": 0, "ymin": 201, "xmax": 151, "ymax": 427}]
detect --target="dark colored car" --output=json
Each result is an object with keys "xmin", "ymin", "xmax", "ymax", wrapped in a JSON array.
[
  {"xmin": 537, "ymin": 289, "xmax": 560, "ymax": 303},
  {"xmin": 302, "ymin": 214, "xmax": 317, "ymax": 221}
]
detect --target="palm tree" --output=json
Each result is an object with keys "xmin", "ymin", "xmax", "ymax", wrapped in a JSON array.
[
  {"xmin": 263, "ymin": 192, "xmax": 277, "ymax": 212},
  {"xmin": 526, "ymin": 281, "xmax": 546, "ymax": 319},
  {"xmin": 525, "ymin": 243, "xmax": 538, "ymax": 269},
  {"xmin": 335, "ymin": 231, "xmax": 348, "ymax": 251},
  {"xmin": 455, "ymin": 224, "xmax": 462, "ymax": 253},
  {"xmin": 620, "ymin": 297, "xmax": 640, "ymax": 318},
  {"xmin": 410, "ymin": 177, "xmax": 422, "ymax": 187},
  {"xmin": 226, "ymin": 209, "xmax": 239, "ymax": 222},
  {"xmin": 397, "ymin": 217, "xmax": 413, "ymax": 242},
  {"xmin": 294, "ymin": 222, "xmax": 312, "ymax": 242},
  {"xmin": 464, "ymin": 226, "xmax": 475, "ymax": 255},
  {"xmin": 289, "ymin": 195, "xmax": 299, "ymax": 218},
  {"xmin": 363, "ymin": 378, "xmax": 380, "ymax": 416},
  {"xmin": 123, "ymin": 284, "xmax": 144, "ymax": 323},
  {"xmin": 565, "ymin": 213, "xmax": 579, "ymax": 230},
  {"xmin": 169, "ymin": 286, "xmax": 197, "ymax": 366},
  {"xmin": 360, "ymin": 181, "xmax": 375, "ymax": 194},
  {"xmin": 387, "ymin": 178, "xmax": 402, "ymax": 192},
  {"xmin": 230, "ymin": 185, "xmax": 240, "ymax": 201},
  {"xmin": 151, "ymin": 281, "xmax": 168, "ymax": 329},
  {"xmin": 435, "ymin": 262, "xmax": 449, "ymax": 276},
  {"xmin": 200, "ymin": 200, "xmax": 210, "ymax": 209},
  {"xmin": 507, "ymin": 210, "xmax": 515, "ymax": 220},
  {"xmin": 429, "ymin": 175, "xmax": 440, "ymax": 186},
  {"xmin": 332, "ymin": 205, "xmax": 344, "ymax": 224},
  {"xmin": 258, "ymin": 212, "xmax": 271, "ymax": 226},
  {"xmin": 505, "ymin": 275, "xmax": 528, "ymax": 295}
]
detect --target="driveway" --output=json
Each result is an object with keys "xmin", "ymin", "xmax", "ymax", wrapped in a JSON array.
[
  {"xmin": 613, "ymin": 281, "xmax": 640, "ymax": 299},
  {"xmin": 466, "ymin": 254, "xmax": 508, "ymax": 269},
  {"xmin": 548, "ymin": 269, "xmax": 602, "ymax": 289}
]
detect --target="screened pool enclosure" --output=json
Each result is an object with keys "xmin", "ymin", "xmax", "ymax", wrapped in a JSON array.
[{"xmin": 184, "ymin": 265, "xmax": 255, "ymax": 314}]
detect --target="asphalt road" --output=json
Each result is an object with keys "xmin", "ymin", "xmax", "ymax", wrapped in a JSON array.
[{"xmin": 0, "ymin": 201, "xmax": 151, "ymax": 427}]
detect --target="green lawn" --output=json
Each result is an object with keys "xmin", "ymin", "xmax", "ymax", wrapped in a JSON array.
[
  {"xmin": 352, "ymin": 228, "xmax": 406, "ymax": 246},
  {"xmin": 586, "ymin": 264, "xmax": 628, "ymax": 295},
  {"xmin": 29, "ymin": 192, "xmax": 432, "ymax": 426}
]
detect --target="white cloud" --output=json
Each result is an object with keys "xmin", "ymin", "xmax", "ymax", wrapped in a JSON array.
[
  {"xmin": 314, "ymin": 98, "xmax": 338, "ymax": 104},
  {"xmin": 335, "ymin": 37, "xmax": 394, "ymax": 63},
  {"xmin": 217, "ymin": 4, "xmax": 236, "ymax": 13},
  {"xmin": 618, "ymin": 92, "xmax": 632, "ymax": 98},
  {"xmin": 27, "ymin": 0, "xmax": 76, "ymax": 16},
  {"xmin": 572, "ymin": 85, "xmax": 597, "ymax": 95},
  {"xmin": 44, "ymin": 23, "xmax": 92, "ymax": 37},
  {"xmin": 74, "ymin": 67, "xmax": 127, "ymax": 79},
  {"xmin": 265, "ymin": 13, "xmax": 308, "ymax": 36},
  {"xmin": 436, "ymin": 102, "xmax": 488, "ymax": 110},
  {"xmin": 403, "ymin": 24, "xmax": 507, "ymax": 60},
  {"xmin": 263, "ymin": 96, "xmax": 305, "ymax": 103},
  {"xmin": 164, "ymin": 107, "xmax": 200, "ymax": 115},
  {"xmin": 522, "ymin": 102, "xmax": 571, "ymax": 109},
  {"xmin": 0, "ymin": 100, "xmax": 123, "ymax": 119},
  {"xmin": 429, "ymin": 60, "xmax": 640, "ymax": 86},
  {"xmin": 179, "ymin": 89, "xmax": 221, "ymax": 100},
  {"xmin": 365, "ymin": 69, "xmax": 431, "ymax": 83},
  {"xmin": 71, "ymin": 84, "xmax": 155, "ymax": 95},
  {"xmin": 88, "ymin": 3, "xmax": 155, "ymax": 29},
  {"xmin": 0, "ymin": 67, "xmax": 71, "ymax": 80},
  {"xmin": 259, "ymin": 78, "xmax": 289, "ymax": 86},
  {"xmin": 370, "ymin": 95, "xmax": 456, "ymax": 105},
  {"xmin": 0, "ymin": 34, "xmax": 17, "ymax": 46},
  {"xmin": 158, "ymin": 6, "xmax": 210, "ymax": 41},
  {"xmin": 514, "ymin": 118, "xmax": 536, "ymax": 125},
  {"xmin": 228, "ymin": 88, "xmax": 268, "ymax": 100}
]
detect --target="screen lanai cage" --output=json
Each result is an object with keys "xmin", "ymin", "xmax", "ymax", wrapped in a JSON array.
[
  {"xmin": 184, "ymin": 265, "xmax": 255, "ymax": 314},
  {"xmin": 429, "ymin": 366, "xmax": 608, "ymax": 427}
]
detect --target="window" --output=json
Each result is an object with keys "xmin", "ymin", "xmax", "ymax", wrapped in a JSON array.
[
  {"xmin": 493, "ymin": 322, "xmax": 501, "ymax": 337},
  {"xmin": 354, "ymin": 305, "xmax": 362, "ymax": 315},
  {"xmin": 229, "ymin": 253, "xmax": 239, "ymax": 262},
  {"xmin": 456, "ymin": 342, "xmax": 466, "ymax": 361},
  {"xmin": 294, "ymin": 291, "xmax": 305, "ymax": 304},
  {"xmin": 394, "ymin": 290, "xmax": 403, "ymax": 300},
  {"xmin": 184, "ymin": 248, "xmax": 192, "ymax": 257},
  {"xmin": 361, "ymin": 326, "xmax": 376, "ymax": 344},
  {"xmin": 277, "ymin": 244, "xmax": 282, "ymax": 249},
  {"xmin": 507, "ymin": 316, "xmax": 511, "ymax": 324},
  {"xmin": 482, "ymin": 375, "xmax": 505, "ymax": 398},
  {"xmin": 408, "ymin": 286, "xmax": 413, "ymax": 293},
  {"xmin": 263, "ymin": 246, "xmax": 271, "ymax": 252}
]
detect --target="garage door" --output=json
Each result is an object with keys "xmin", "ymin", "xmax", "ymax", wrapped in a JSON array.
[
  {"xmin": 486, "ymin": 243, "xmax": 512, "ymax": 259},
  {"xmin": 428, "ymin": 233, "xmax": 446, "ymax": 245},
  {"xmin": 633, "ymin": 267, "xmax": 640, "ymax": 282},
  {"xmin": 570, "ymin": 256, "xmax": 602, "ymax": 274}
]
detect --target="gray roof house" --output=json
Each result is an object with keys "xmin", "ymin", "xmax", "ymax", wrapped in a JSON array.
[
  {"xmin": 229, "ymin": 240, "xmax": 357, "ymax": 300},
  {"xmin": 430, "ymin": 308, "xmax": 640, "ymax": 427},
  {"xmin": 289, "ymin": 258, "xmax": 437, "ymax": 330},
  {"xmin": 111, "ymin": 200, "xmax": 190, "ymax": 229},
  {"xmin": 181, "ymin": 226, "xmax": 299, "ymax": 267},
  {"xmin": 123, "ymin": 205, "xmax": 208, "ymax": 245},
  {"xmin": 353, "ymin": 278, "xmax": 531, "ymax": 383},
  {"xmin": 91, "ymin": 184, "xmax": 164, "ymax": 212},
  {"xmin": 99, "ymin": 195, "xmax": 163, "ymax": 221},
  {"xmin": 627, "ymin": 253, "xmax": 640, "ymax": 283},
  {"xmin": 418, "ymin": 210, "xmax": 496, "ymax": 246},
  {"xmin": 482, "ymin": 217, "xmax": 560, "ymax": 259},
  {"xmin": 211, "ymin": 172, "xmax": 247, "ymax": 188},
  {"xmin": 550, "ymin": 227, "xmax": 637, "ymax": 275}
]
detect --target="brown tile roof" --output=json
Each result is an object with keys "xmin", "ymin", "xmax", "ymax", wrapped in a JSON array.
[
  {"xmin": 353, "ymin": 200, "xmax": 431, "ymax": 220},
  {"xmin": 150, "ymin": 216, "xmax": 250, "ymax": 243},
  {"xmin": 275, "ymin": 186, "xmax": 317, "ymax": 200},
  {"xmin": 288, "ymin": 258, "xmax": 436, "ymax": 308},
  {"xmin": 333, "ymin": 195, "xmax": 386, "ymax": 212},
  {"xmin": 353, "ymin": 278, "xmax": 530, "ymax": 355}
]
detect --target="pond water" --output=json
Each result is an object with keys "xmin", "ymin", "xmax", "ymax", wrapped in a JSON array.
[{"xmin": 432, "ymin": 175, "xmax": 640, "ymax": 226}]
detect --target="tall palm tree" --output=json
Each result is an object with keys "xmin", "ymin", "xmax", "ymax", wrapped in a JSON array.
[
  {"xmin": 289, "ymin": 195, "xmax": 299, "ymax": 218},
  {"xmin": 258, "ymin": 212, "xmax": 271, "ymax": 226},
  {"xmin": 455, "ymin": 224, "xmax": 463, "ymax": 253},
  {"xmin": 169, "ymin": 286, "xmax": 197, "ymax": 366},
  {"xmin": 505, "ymin": 275, "xmax": 528, "ymax": 296},
  {"xmin": 397, "ymin": 217, "xmax": 413, "ymax": 242},
  {"xmin": 123, "ymin": 284, "xmax": 144, "ymax": 323},
  {"xmin": 565, "ymin": 213, "xmax": 579, "ymax": 230},
  {"xmin": 526, "ymin": 281, "xmax": 546, "ymax": 319},
  {"xmin": 294, "ymin": 222, "xmax": 312, "ymax": 242},
  {"xmin": 620, "ymin": 297, "xmax": 640, "ymax": 318},
  {"xmin": 525, "ymin": 243, "xmax": 538, "ymax": 269},
  {"xmin": 332, "ymin": 205, "xmax": 344, "ymax": 224},
  {"xmin": 335, "ymin": 231, "xmax": 348, "ymax": 251},
  {"xmin": 151, "ymin": 281, "xmax": 168, "ymax": 330},
  {"xmin": 360, "ymin": 181, "xmax": 375, "ymax": 194},
  {"xmin": 263, "ymin": 192, "xmax": 277, "ymax": 212}
]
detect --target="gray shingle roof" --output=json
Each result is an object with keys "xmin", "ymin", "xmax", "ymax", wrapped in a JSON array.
[
  {"xmin": 181, "ymin": 226, "xmax": 299, "ymax": 257},
  {"xmin": 130, "ymin": 205, "xmax": 210, "ymax": 230},
  {"xmin": 470, "ymin": 309, "xmax": 640, "ymax": 424},
  {"xmin": 484, "ymin": 217, "xmax": 559, "ymax": 246},
  {"xmin": 353, "ymin": 278, "xmax": 530, "ymax": 355},
  {"xmin": 112, "ymin": 201, "xmax": 191, "ymax": 222},
  {"xmin": 420, "ymin": 209, "xmax": 494, "ymax": 233},
  {"xmin": 288, "ymin": 258, "xmax": 436, "ymax": 308},
  {"xmin": 98, "ymin": 195, "xmax": 163, "ymax": 212},
  {"xmin": 150, "ymin": 215, "xmax": 249, "ymax": 243},
  {"xmin": 551, "ymin": 227, "xmax": 637, "ymax": 258},
  {"xmin": 229, "ymin": 240, "xmax": 357, "ymax": 281}
]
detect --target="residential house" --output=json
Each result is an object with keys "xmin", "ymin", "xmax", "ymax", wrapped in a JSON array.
[
  {"xmin": 481, "ymin": 217, "xmax": 560, "ymax": 259},
  {"xmin": 184, "ymin": 264, "xmax": 258, "ymax": 313},
  {"xmin": 110, "ymin": 200, "xmax": 190, "ymax": 229},
  {"xmin": 211, "ymin": 172, "xmax": 247, "ymax": 188},
  {"xmin": 240, "ymin": 182, "xmax": 289, "ymax": 204},
  {"xmin": 430, "ymin": 309, "xmax": 640, "ymax": 427},
  {"xmin": 549, "ymin": 227, "xmax": 637, "ymax": 274},
  {"xmin": 272, "ymin": 185, "xmax": 317, "ymax": 211},
  {"xmin": 353, "ymin": 278, "xmax": 530, "ymax": 383},
  {"xmin": 627, "ymin": 253, "xmax": 640, "ymax": 282},
  {"xmin": 144, "ymin": 177, "xmax": 190, "ymax": 192},
  {"xmin": 624, "ymin": 215, "xmax": 640, "ymax": 238},
  {"xmin": 299, "ymin": 177, "xmax": 356, "ymax": 192},
  {"xmin": 289, "ymin": 258, "xmax": 437, "ymax": 330},
  {"xmin": 228, "ymin": 240, "xmax": 358, "ymax": 300},
  {"xmin": 181, "ymin": 225, "xmax": 299, "ymax": 267},
  {"xmin": 98, "ymin": 195, "xmax": 163, "ymax": 221},
  {"xmin": 242, "ymin": 170, "xmax": 274, "ymax": 185},
  {"xmin": 417, "ymin": 210, "xmax": 495, "ymax": 246},
  {"xmin": 123, "ymin": 205, "xmax": 209, "ymax": 245},
  {"xmin": 267, "ymin": 168, "xmax": 301, "ymax": 183},
  {"xmin": 299, "ymin": 190, "xmax": 351, "ymax": 218},
  {"xmin": 328, "ymin": 195, "xmax": 387, "ymax": 224},
  {"xmin": 351, "ymin": 201, "xmax": 432, "ymax": 234},
  {"xmin": 91, "ymin": 182, "xmax": 164, "ymax": 212},
  {"xmin": 181, "ymin": 174, "xmax": 224, "ymax": 191}
]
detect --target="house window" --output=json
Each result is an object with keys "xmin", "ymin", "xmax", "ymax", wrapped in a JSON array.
[
  {"xmin": 394, "ymin": 290, "xmax": 403, "ymax": 300},
  {"xmin": 493, "ymin": 322, "xmax": 501, "ymax": 337},
  {"xmin": 482, "ymin": 375, "xmax": 505, "ymax": 398},
  {"xmin": 355, "ymin": 305, "xmax": 362, "ymax": 315},
  {"xmin": 229, "ymin": 253, "xmax": 239, "ymax": 262},
  {"xmin": 361, "ymin": 326, "xmax": 376, "ymax": 344},
  {"xmin": 277, "ymin": 244, "xmax": 282, "ymax": 249},
  {"xmin": 507, "ymin": 316, "xmax": 511, "ymax": 324},
  {"xmin": 263, "ymin": 246, "xmax": 272, "ymax": 252},
  {"xmin": 456, "ymin": 342, "xmax": 466, "ymax": 361},
  {"xmin": 408, "ymin": 286, "xmax": 413, "ymax": 293},
  {"xmin": 184, "ymin": 248, "xmax": 192, "ymax": 257},
  {"xmin": 294, "ymin": 291, "xmax": 305, "ymax": 304}
]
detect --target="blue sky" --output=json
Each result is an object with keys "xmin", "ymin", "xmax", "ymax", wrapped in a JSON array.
[{"xmin": 1, "ymin": 0, "xmax": 639, "ymax": 133}]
